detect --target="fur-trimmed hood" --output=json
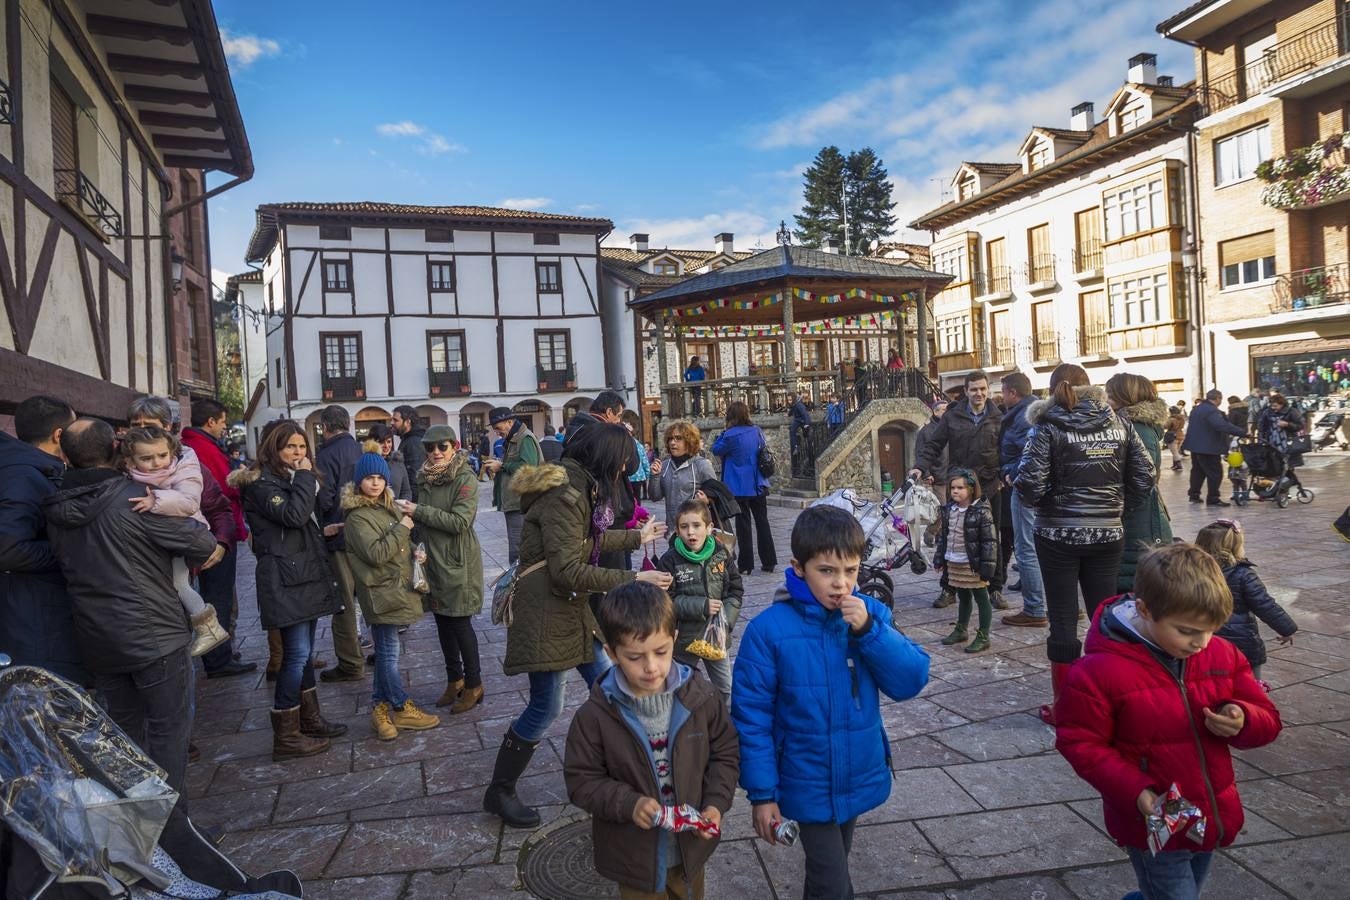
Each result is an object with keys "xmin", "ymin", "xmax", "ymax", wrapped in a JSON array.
[
  {"xmin": 340, "ymin": 480, "xmax": 397, "ymax": 514},
  {"xmin": 1115, "ymin": 398, "xmax": 1170, "ymax": 429},
  {"xmin": 1025, "ymin": 384, "xmax": 1109, "ymax": 428},
  {"xmin": 227, "ymin": 465, "xmax": 262, "ymax": 489},
  {"xmin": 509, "ymin": 462, "xmax": 570, "ymax": 497}
]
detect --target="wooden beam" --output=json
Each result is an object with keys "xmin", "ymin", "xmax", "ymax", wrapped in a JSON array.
[
  {"xmin": 152, "ymin": 134, "xmax": 229, "ymax": 153},
  {"xmin": 123, "ymin": 84, "xmax": 214, "ymax": 108},
  {"xmin": 106, "ymin": 53, "xmax": 206, "ymax": 79},
  {"xmin": 85, "ymin": 14, "xmax": 193, "ymax": 46},
  {"xmin": 0, "ymin": 348, "xmax": 139, "ymax": 420},
  {"xmin": 139, "ymin": 110, "xmax": 223, "ymax": 131},
  {"xmin": 161, "ymin": 153, "xmax": 229, "ymax": 170}
]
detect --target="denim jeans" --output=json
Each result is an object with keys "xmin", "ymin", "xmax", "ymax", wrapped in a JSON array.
[
  {"xmin": 274, "ymin": 619, "xmax": 318, "ymax": 710},
  {"xmin": 197, "ymin": 545, "xmax": 237, "ymax": 672},
  {"xmin": 675, "ymin": 652, "xmax": 731, "ymax": 700},
  {"xmin": 1124, "ymin": 847, "xmax": 1213, "ymax": 900},
  {"xmin": 1009, "ymin": 491, "xmax": 1046, "ymax": 616},
  {"xmin": 95, "ymin": 649, "xmax": 193, "ymax": 796},
  {"xmin": 370, "ymin": 623, "xmax": 408, "ymax": 708},
  {"xmin": 504, "ymin": 511, "xmax": 525, "ymax": 566},
  {"xmin": 511, "ymin": 639, "xmax": 612, "ymax": 742}
]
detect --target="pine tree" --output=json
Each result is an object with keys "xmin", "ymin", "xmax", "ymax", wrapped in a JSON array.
[{"xmin": 794, "ymin": 146, "xmax": 897, "ymax": 253}]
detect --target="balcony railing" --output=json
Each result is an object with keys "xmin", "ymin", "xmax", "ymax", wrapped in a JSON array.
[
  {"xmin": 0, "ymin": 77, "xmax": 12, "ymax": 125},
  {"xmin": 1272, "ymin": 263, "xmax": 1350, "ymax": 313},
  {"xmin": 1033, "ymin": 330, "xmax": 1060, "ymax": 362},
  {"xmin": 1025, "ymin": 254, "xmax": 1056, "ymax": 286},
  {"xmin": 981, "ymin": 338, "xmax": 1016, "ymax": 369},
  {"xmin": 1201, "ymin": 9, "xmax": 1350, "ymax": 115},
  {"xmin": 428, "ymin": 366, "xmax": 471, "ymax": 396},
  {"xmin": 536, "ymin": 362, "xmax": 577, "ymax": 392},
  {"xmin": 976, "ymin": 266, "xmax": 1013, "ymax": 296},
  {"xmin": 1073, "ymin": 240, "xmax": 1102, "ymax": 273},
  {"xmin": 321, "ymin": 371, "xmax": 365, "ymax": 401},
  {"xmin": 54, "ymin": 168, "xmax": 123, "ymax": 237},
  {"xmin": 1077, "ymin": 327, "xmax": 1110, "ymax": 357}
]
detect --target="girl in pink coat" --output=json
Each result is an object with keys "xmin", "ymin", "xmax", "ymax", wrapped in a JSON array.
[{"xmin": 121, "ymin": 425, "xmax": 229, "ymax": 656}]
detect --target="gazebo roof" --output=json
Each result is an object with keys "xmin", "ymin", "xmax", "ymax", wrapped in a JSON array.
[{"xmin": 628, "ymin": 244, "xmax": 951, "ymax": 328}]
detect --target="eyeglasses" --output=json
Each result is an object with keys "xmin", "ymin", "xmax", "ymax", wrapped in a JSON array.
[
  {"xmin": 1215, "ymin": 518, "xmax": 1243, "ymax": 534},
  {"xmin": 423, "ymin": 441, "xmax": 453, "ymax": 452}
]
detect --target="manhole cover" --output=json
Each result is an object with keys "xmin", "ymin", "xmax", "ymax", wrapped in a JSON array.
[{"xmin": 517, "ymin": 812, "xmax": 618, "ymax": 899}]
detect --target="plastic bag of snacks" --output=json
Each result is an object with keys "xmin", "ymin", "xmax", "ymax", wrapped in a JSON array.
[
  {"xmin": 685, "ymin": 611, "xmax": 727, "ymax": 660},
  {"xmin": 1145, "ymin": 783, "xmax": 1206, "ymax": 855},
  {"xmin": 411, "ymin": 543, "xmax": 430, "ymax": 594},
  {"xmin": 651, "ymin": 803, "xmax": 720, "ymax": 838}
]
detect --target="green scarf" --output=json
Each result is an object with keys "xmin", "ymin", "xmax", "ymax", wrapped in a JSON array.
[{"xmin": 674, "ymin": 535, "xmax": 716, "ymax": 563}]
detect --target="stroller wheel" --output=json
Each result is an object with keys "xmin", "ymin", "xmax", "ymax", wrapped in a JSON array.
[
  {"xmin": 1297, "ymin": 488, "xmax": 1315, "ymax": 504},
  {"xmin": 872, "ymin": 572, "xmax": 894, "ymax": 593},
  {"xmin": 1276, "ymin": 491, "xmax": 1291, "ymax": 508}
]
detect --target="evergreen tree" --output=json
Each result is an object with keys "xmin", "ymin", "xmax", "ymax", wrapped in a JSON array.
[
  {"xmin": 212, "ymin": 292, "xmax": 246, "ymax": 422},
  {"xmin": 794, "ymin": 145, "xmax": 897, "ymax": 253}
]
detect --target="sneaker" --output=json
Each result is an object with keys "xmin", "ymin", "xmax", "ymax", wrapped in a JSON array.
[
  {"xmin": 989, "ymin": 590, "xmax": 1010, "ymax": 610},
  {"xmin": 932, "ymin": 589, "xmax": 956, "ymax": 609},
  {"xmin": 390, "ymin": 700, "xmax": 440, "ymax": 732},
  {"xmin": 371, "ymin": 702, "xmax": 398, "ymax": 741},
  {"xmin": 1002, "ymin": 611, "xmax": 1048, "ymax": 627}
]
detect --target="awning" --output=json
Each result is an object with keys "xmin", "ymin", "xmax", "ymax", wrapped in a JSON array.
[{"xmin": 1249, "ymin": 335, "xmax": 1350, "ymax": 356}]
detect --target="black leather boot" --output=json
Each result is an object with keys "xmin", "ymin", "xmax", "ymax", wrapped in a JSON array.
[{"xmin": 483, "ymin": 728, "xmax": 542, "ymax": 828}]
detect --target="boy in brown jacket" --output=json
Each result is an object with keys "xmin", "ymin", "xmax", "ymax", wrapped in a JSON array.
[{"xmin": 564, "ymin": 582, "xmax": 739, "ymax": 899}]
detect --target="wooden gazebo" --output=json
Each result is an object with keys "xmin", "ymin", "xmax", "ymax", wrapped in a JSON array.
[{"xmin": 629, "ymin": 243, "xmax": 953, "ymax": 419}]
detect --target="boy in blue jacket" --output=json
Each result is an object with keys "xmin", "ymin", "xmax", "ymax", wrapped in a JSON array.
[{"xmin": 731, "ymin": 505, "xmax": 930, "ymax": 898}]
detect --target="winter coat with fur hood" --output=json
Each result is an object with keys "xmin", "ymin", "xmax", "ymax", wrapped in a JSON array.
[
  {"xmin": 1216, "ymin": 560, "xmax": 1297, "ymax": 667},
  {"xmin": 504, "ymin": 459, "xmax": 642, "ymax": 675},
  {"xmin": 933, "ymin": 497, "xmax": 998, "ymax": 583},
  {"xmin": 411, "ymin": 451, "xmax": 483, "ymax": 618},
  {"xmin": 1115, "ymin": 398, "xmax": 1173, "ymax": 592},
  {"xmin": 231, "ymin": 465, "xmax": 340, "ymax": 630},
  {"xmin": 1014, "ymin": 385, "xmax": 1155, "ymax": 531},
  {"xmin": 341, "ymin": 483, "xmax": 424, "ymax": 626}
]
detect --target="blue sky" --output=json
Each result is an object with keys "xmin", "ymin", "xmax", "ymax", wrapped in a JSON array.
[{"xmin": 207, "ymin": 0, "xmax": 1194, "ymax": 287}]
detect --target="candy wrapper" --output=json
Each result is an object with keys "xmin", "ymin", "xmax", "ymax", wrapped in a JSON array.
[
  {"xmin": 771, "ymin": 817, "xmax": 800, "ymax": 846},
  {"xmin": 1145, "ymin": 783, "xmax": 1207, "ymax": 855},
  {"xmin": 651, "ymin": 803, "xmax": 720, "ymax": 838},
  {"xmin": 686, "ymin": 611, "xmax": 727, "ymax": 661},
  {"xmin": 411, "ymin": 543, "xmax": 430, "ymax": 594}
]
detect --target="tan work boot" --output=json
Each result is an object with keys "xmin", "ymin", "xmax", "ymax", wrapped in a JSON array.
[
  {"xmin": 271, "ymin": 706, "xmax": 330, "ymax": 761},
  {"xmin": 371, "ymin": 702, "xmax": 398, "ymax": 741},
  {"xmin": 391, "ymin": 699, "xmax": 440, "ymax": 731},
  {"xmin": 435, "ymin": 679, "xmax": 465, "ymax": 708},
  {"xmin": 451, "ymin": 685, "xmax": 485, "ymax": 714},
  {"xmin": 189, "ymin": 606, "xmax": 230, "ymax": 657}
]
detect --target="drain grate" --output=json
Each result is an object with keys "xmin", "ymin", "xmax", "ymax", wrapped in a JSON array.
[{"xmin": 517, "ymin": 812, "xmax": 618, "ymax": 899}]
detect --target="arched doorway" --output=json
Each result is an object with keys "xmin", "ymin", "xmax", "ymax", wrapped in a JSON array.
[
  {"xmin": 877, "ymin": 420, "xmax": 914, "ymax": 490},
  {"xmin": 512, "ymin": 399, "xmax": 551, "ymax": 438},
  {"xmin": 416, "ymin": 404, "xmax": 448, "ymax": 428},
  {"xmin": 563, "ymin": 396, "xmax": 591, "ymax": 429},
  {"xmin": 302, "ymin": 410, "xmax": 323, "ymax": 451},
  {"xmin": 354, "ymin": 405, "xmax": 390, "ymax": 441},
  {"xmin": 458, "ymin": 401, "xmax": 493, "ymax": 455}
]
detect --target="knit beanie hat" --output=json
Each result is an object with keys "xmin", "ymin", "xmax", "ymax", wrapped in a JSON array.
[{"xmin": 353, "ymin": 451, "xmax": 392, "ymax": 486}]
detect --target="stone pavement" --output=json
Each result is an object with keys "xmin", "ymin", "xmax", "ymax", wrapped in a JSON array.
[{"xmin": 195, "ymin": 453, "xmax": 1350, "ymax": 899}]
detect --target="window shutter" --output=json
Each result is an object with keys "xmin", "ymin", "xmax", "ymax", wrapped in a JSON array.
[
  {"xmin": 1219, "ymin": 231, "xmax": 1275, "ymax": 267},
  {"xmin": 50, "ymin": 79, "xmax": 78, "ymax": 174}
]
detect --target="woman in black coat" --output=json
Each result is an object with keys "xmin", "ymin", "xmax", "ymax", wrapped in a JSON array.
[
  {"xmin": 231, "ymin": 420, "xmax": 345, "ymax": 761},
  {"xmin": 1256, "ymin": 392, "xmax": 1306, "ymax": 468}
]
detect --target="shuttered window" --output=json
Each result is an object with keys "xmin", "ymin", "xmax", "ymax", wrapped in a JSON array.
[
  {"xmin": 50, "ymin": 78, "xmax": 78, "ymax": 178},
  {"xmin": 1219, "ymin": 232, "xmax": 1276, "ymax": 288}
]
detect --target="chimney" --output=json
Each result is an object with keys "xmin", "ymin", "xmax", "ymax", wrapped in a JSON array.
[
  {"xmin": 1070, "ymin": 101, "xmax": 1094, "ymax": 131},
  {"xmin": 822, "ymin": 237, "xmax": 841, "ymax": 254},
  {"xmin": 714, "ymin": 232, "xmax": 734, "ymax": 255},
  {"xmin": 1157, "ymin": 75, "xmax": 1174, "ymax": 87},
  {"xmin": 629, "ymin": 233, "xmax": 649, "ymax": 252},
  {"xmin": 1128, "ymin": 52, "xmax": 1158, "ymax": 85}
]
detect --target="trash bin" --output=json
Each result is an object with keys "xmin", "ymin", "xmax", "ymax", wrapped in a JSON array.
[{"xmin": 880, "ymin": 470, "xmax": 894, "ymax": 494}]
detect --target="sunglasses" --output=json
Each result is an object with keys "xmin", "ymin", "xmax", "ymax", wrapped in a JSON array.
[
  {"xmin": 1215, "ymin": 518, "xmax": 1243, "ymax": 534},
  {"xmin": 423, "ymin": 441, "xmax": 453, "ymax": 453}
]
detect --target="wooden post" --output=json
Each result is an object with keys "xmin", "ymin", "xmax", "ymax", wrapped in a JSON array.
[
  {"xmin": 782, "ymin": 287, "xmax": 797, "ymax": 382},
  {"xmin": 655, "ymin": 311, "xmax": 671, "ymax": 413},
  {"xmin": 916, "ymin": 285, "xmax": 930, "ymax": 370}
]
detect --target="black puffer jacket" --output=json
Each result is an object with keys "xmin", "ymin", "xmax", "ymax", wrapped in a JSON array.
[
  {"xmin": 914, "ymin": 399, "xmax": 1003, "ymax": 496},
  {"xmin": 1216, "ymin": 560, "xmax": 1297, "ymax": 668},
  {"xmin": 1014, "ymin": 386, "xmax": 1154, "ymax": 530},
  {"xmin": 231, "ymin": 466, "xmax": 341, "ymax": 630},
  {"xmin": 933, "ymin": 497, "xmax": 998, "ymax": 582}
]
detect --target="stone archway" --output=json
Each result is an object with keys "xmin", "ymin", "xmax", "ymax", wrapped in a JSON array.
[
  {"xmin": 513, "ymin": 399, "xmax": 551, "ymax": 438},
  {"xmin": 302, "ymin": 410, "xmax": 324, "ymax": 451},
  {"xmin": 416, "ymin": 404, "xmax": 448, "ymax": 427},
  {"xmin": 459, "ymin": 401, "xmax": 493, "ymax": 454},
  {"xmin": 563, "ymin": 396, "xmax": 592, "ymax": 429},
  {"xmin": 354, "ymin": 405, "xmax": 390, "ymax": 441}
]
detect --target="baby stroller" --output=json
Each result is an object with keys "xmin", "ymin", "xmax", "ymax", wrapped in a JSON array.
[
  {"xmin": 1230, "ymin": 439, "xmax": 1314, "ymax": 508},
  {"xmin": 0, "ymin": 659, "xmax": 302, "ymax": 900},
  {"xmin": 811, "ymin": 479, "xmax": 929, "ymax": 612}
]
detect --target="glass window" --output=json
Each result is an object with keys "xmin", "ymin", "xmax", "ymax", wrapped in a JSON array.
[
  {"xmin": 653, "ymin": 260, "xmax": 678, "ymax": 275},
  {"xmin": 1214, "ymin": 124, "xmax": 1271, "ymax": 186},
  {"xmin": 1104, "ymin": 178, "xmax": 1166, "ymax": 241},
  {"xmin": 428, "ymin": 260, "xmax": 455, "ymax": 291},
  {"xmin": 750, "ymin": 341, "xmax": 778, "ymax": 368},
  {"xmin": 1221, "ymin": 255, "xmax": 1277, "ymax": 288},
  {"xmin": 536, "ymin": 261, "xmax": 562, "ymax": 292},
  {"xmin": 321, "ymin": 334, "xmax": 360, "ymax": 377},
  {"xmin": 1121, "ymin": 100, "xmax": 1148, "ymax": 131},
  {"xmin": 934, "ymin": 246, "xmax": 966, "ymax": 281},
  {"xmin": 938, "ymin": 315, "xmax": 969, "ymax": 353},
  {"xmin": 428, "ymin": 332, "xmax": 465, "ymax": 372},
  {"xmin": 535, "ymin": 331, "xmax": 570, "ymax": 370},
  {"xmin": 323, "ymin": 260, "xmax": 351, "ymax": 291},
  {"xmin": 800, "ymin": 339, "xmax": 826, "ymax": 370},
  {"xmin": 1109, "ymin": 271, "xmax": 1170, "ymax": 326}
]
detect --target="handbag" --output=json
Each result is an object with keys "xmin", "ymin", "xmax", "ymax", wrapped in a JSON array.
[
  {"xmin": 756, "ymin": 429, "xmax": 776, "ymax": 479},
  {"xmin": 1288, "ymin": 434, "xmax": 1312, "ymax": 455},
  {"xmin": 489, "ymin": 559, "xmax": 546, "ymax": 627}
]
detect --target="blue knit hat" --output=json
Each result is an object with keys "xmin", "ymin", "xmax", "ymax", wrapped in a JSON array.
[{"xmin": 353, "ymin": 451, "xmax": 392, "ymax": 486}]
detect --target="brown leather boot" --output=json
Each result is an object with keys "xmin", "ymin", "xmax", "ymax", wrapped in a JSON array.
[
  {"xmin": 266, "ymin": 629, "xmax": 283, "ymax": 681},
  {"xmin": 271, "ymin": 706, "xmax": 330, "ymax": 761},
  {"xmin": 451, "ymin": 685, "xmax": 484, "ymax": 714},
  {"xmin": 298, "ymin": 687, "xmax": 348, "ymax": 738},
  {"xmin": 435, "ymin": 679, "xmax": 465, "ymax": 708}
]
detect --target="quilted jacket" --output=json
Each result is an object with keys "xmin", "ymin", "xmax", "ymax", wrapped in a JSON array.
[
  {"xmin": 932, "ymin": 497, "xmax": 998, "ymax": 583},
  {"xmin": 1056, "ymin": 596, "xmax": 1282, "ymax": 852},
  {"xmin": 731, "ymin": 569, "xmax": 930, "ymax": 824},
  {"xmin": 1216, "ymin": 561, "xmax": 1297, "ymax": 667}
]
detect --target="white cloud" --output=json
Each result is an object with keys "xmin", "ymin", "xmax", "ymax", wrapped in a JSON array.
[
  {"xmin": 499, "ymin": 197, "xmax": 555, "ymax": 211},
  {"xmin": 375, "ymin": 121, "xmax": 465, "ymax": 156},
  {"xmin": 574, "ymin": 203, "xmax": 599, "ymax": 212},
  {"xmin": 220, "ymin": 30, "xmax": 280, "ymax": 68},
  {"xmin": 606, "ymin": 211, "xmax": 782, "ymax": 252}
]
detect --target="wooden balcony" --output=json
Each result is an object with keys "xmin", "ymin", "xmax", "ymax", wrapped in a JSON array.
[
  {"xmin": 934, "ymin": 349, "xmax": 981, "ymax": 374},
  {"xmin": 1107, "ymin": 321, "xmax": 1188, "ymax": 358}
]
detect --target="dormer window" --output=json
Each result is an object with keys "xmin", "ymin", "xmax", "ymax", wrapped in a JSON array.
[
  {"xmin": 1120, "ymin": 99, "xmax": 1148, "ymax": 132},
  {"xmin": 957, "ymin": 173, "xmax": 977, "ymax": 200},
  {"xmin": 1029, "ymin": 141, "xmax": 1051, "ymax": 171},
  {"xmin": 653, "ymin": 259, "xmax": 678, "ymax": 276}
]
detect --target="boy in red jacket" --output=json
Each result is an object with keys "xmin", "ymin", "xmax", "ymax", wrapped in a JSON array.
[{"xmin": 1056, "ymin": 542, "xmax": 1281, "ymax": 900}]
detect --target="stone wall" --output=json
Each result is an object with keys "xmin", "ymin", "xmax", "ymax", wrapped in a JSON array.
[{"xmin": 822, "ymin": 434, "xmax": 875, "ymax": 494}]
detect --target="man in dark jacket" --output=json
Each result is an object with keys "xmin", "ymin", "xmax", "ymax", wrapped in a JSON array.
[
  {"xmin": 0, "ymin": 396, "xmax": 87, "ymax": 684},
  {"xmin": 913, "ymin": 400, "xmax": 948, "ymax": 548},
  {"xmin": 391, "ymin": 404, "xmax": 426, "ymax": 499},
  {"xmin": 180, "ymin": 397, "xmax": 255, "ymax": 679},
  {"xmin": 1182, "ymin": 390, "xmax": 1246, "ymax": 506},
  {"xmin": 788, "ymin": 392, "xmax": 811, "ymax": 463},
  {"xmin": 910, "ymin": 371, "xmax": 1007, "ymax": 608},
  {"xmin": 44, "ymin": 418, "xmax": 217, "ymax": 796},
  {"xmin": 997, "ymin": 373, "xmax": 1046, "ymax": 627},
  {"xmin": 540, "ymin": 424, "xmax": 564, "ymax": 462},
  {"xmin": 314, "ymin": 405, "xmax": 364, "ymax": 681}
]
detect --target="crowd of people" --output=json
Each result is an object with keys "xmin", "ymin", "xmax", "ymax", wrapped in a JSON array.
[{"xmin": 0, "ymin": 359, "xmax": 1336, "ymax": 900}]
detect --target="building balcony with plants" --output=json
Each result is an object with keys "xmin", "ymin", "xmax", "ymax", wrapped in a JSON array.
[{"xmin": 1256, "ymin": 132, "xmax": 1350, "ymax": 211}]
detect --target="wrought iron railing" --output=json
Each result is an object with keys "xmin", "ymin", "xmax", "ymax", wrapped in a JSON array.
[
  {"xmin": 321, "ymin": 371, "xmax": 365, "ymax": 401},
  {"xmin": 536, "ymin": 362, "xmax": 577, "ymax": 392},
  {"xmin": 1201, "ymin": 9, "xmax": 1350, "ymax": 115},
  {"xmin": 428, "ymin": 366, "xmax": 471, "ymax": 396},
  {"xmin": 54, "ymin": 168, "xmax": 123, "ymax": 237},
  {"xmin": 1272, "ymin": 262, "xmax": 1350, "ymax": 312},
  {"xmin": 1033, "ymin": 330, "xmax": 1060, "ymax": 362},
  {"xmin": 0, "ymin": 77, "xmax": 12, "ymax": 125},
  {"xmin": 1025, "ymin": 253, "xmax": 1056, "ymax": 285},
  {"xmin": 976, "ymin": 266, "xmax": 1013, "ymax": 296},
  {"xmin": 1077, "ymin": 327, "xmax": 1110, "ymax": 357},
  {"xmin": 981, "ymin": 338, "xmax": 1016, "ymax": 369},
  {"xmin": 1073, "ymin": 240, "xmax": 1102, "ymax": 273}
]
